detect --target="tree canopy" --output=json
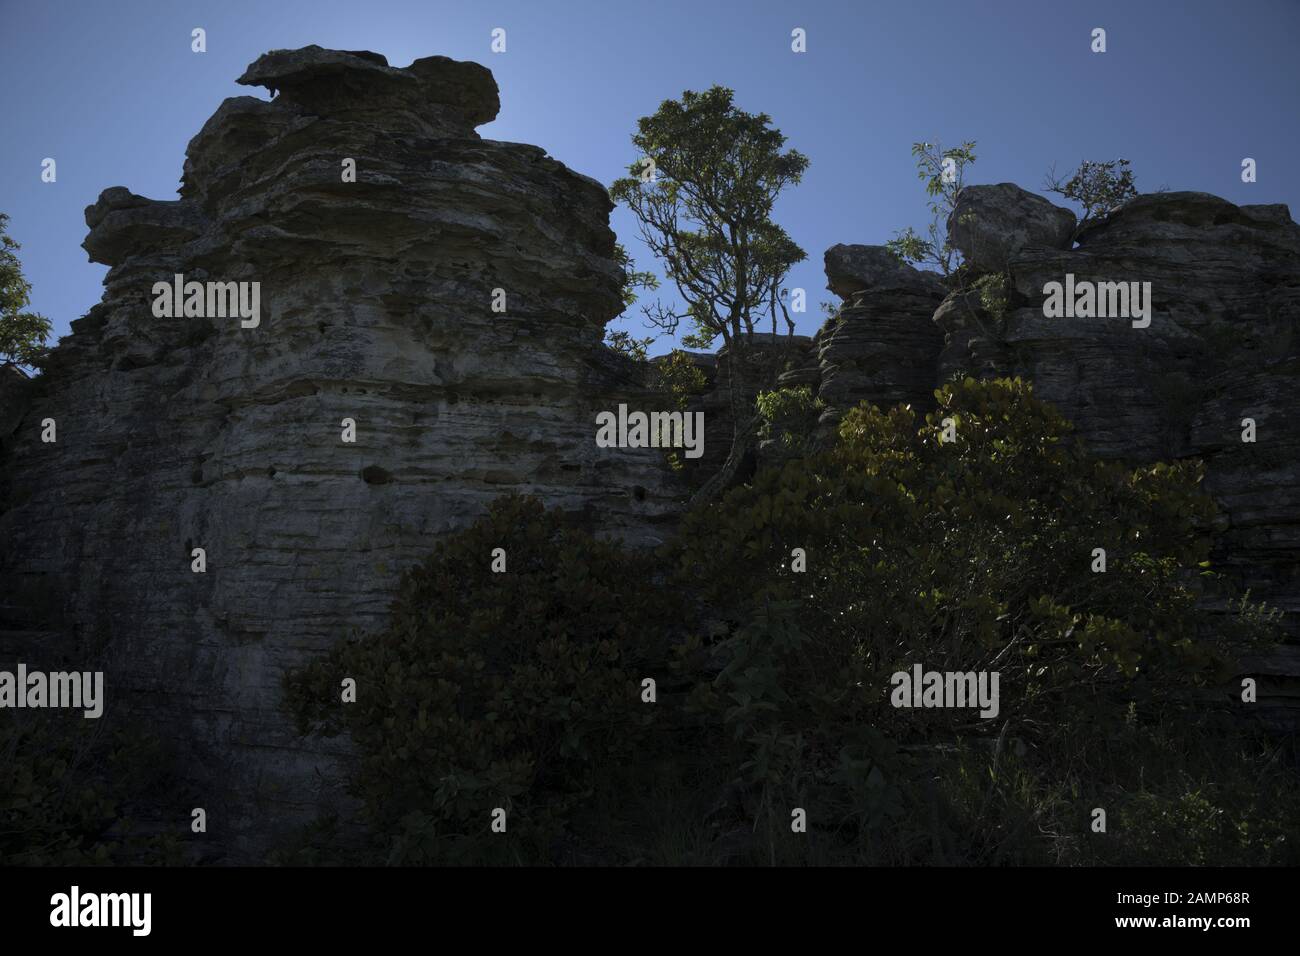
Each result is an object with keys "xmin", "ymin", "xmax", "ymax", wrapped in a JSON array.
[
  {"xmin": 0, "ymin": 213, "xmax": 52, "ymax": 371},
  {"xmin": 610, "ymin": 86, "xmax": 808, "ymax": 352}
]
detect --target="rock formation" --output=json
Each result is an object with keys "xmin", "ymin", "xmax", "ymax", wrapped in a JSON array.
[
  {"xmin": 2, "ymin": 47, "xmax": 1297, "ymax": 859},
  {"xmin": 812, "ymin": 244, "xmax": 946, "ymax": 440},
  {"xmin": 0, "ymin": 46, "xmax": 683, "ymax": 861},
  {"xmin": 938, "ymin": 185, "xmax": 1300, "ymax": 640},
  {"xmin": 805, "ymin": 184, "xmax": 1299, "ymax": 722},
  {"xmin": 945, "ymin": 181, "xmax": 1076, "ymax": 273}
]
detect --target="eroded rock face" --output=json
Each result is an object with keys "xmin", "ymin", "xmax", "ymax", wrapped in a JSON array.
[
  {"xmin": 824, "ymin": 243, "xmax": 945, "ymax": 300},
  {"xmin": 947, "ymin": 183, "xmax": 1076, "ymax": 273},
  {"xmin": 935, "ymin": 190, "xmax": 1300, "ymax": 636},
  {"xmin": 3, "ymin": 44, "xmax": 1297, "ymax": 857},
  {"xmin": 0, "ymin": 47, "xmax": 683, "ymax": 860},
  {"xmin": 814, "ymin": 245, "xmax": 947, "ymax": 439},
  {"xmin": 0, "ymin": 365, "xmax": 30, "ymax": 441}
]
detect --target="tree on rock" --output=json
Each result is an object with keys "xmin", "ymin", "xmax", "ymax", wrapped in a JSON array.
[
  {"xmin": 1044, "ymin": 158, "xmax": 1139, "ymax": 236},
  {"xmin": 611, "ymin": 87, "xmax": 808, "ymax": 504},
  {"xmin": 885, "ymin": 139, "xmax": 977, "ymax": 279},
  {"xmin": 0, "ymin": 213, "xmax": 52, "ymax": 373}
]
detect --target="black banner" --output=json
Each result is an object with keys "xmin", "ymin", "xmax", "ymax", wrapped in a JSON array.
[{"xmin": 0, "ymin": 866, "xmax": 1285, "ymax": 943}]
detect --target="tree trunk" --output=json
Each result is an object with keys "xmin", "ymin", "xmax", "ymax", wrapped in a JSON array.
[{"xmin": 687, "ymin": 351, "xmax": 757, "ymax": 509}]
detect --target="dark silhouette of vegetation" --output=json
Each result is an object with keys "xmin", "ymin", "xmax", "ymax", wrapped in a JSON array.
[{"xmin": 285, "ymin": 380, "xmax": 1296, "ymax": 865}]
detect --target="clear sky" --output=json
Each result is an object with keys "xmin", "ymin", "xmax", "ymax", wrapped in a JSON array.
[{"xmin": 2, "ymin": 0, "xmax": 1297, "ymax": 354}]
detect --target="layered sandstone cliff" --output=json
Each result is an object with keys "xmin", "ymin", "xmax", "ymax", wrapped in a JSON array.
[
  {"xmin": 2, "ymin": 47, "xmax": 1297, "ymax": 859},
  {"xmin": 0, "ymin": 47, "xmax": 682, "ymax": 859},
  {"xmin": 809, "ymin": 187, "xmax": 1299, "ymax": 726},
  {"xmin": 939, "ymin": 186, "xmax": 1300, "ymax": 641},
  {"xmin": 811, "ymin": 188, "xmax": 1298, "ymax": 643}
]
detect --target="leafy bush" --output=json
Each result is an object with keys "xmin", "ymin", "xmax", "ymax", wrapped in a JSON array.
[
  {"xmin": 285, "ymin": 495, "xmax": 687, "ymax": 864},
  {"xmin": 670, "ymin": 376, "xmax": 1281, "ymax": 862},
  {"xmin": 756, "ymin": 384, "xmax": 824, "ymax": 455},
  {"xmin": 604, "ymin": 328, "xmax": 655, "ymax": 362},
  {"xmin": 654, "ymin": 348, "xmax": 707, "ymax": 410},
  {"xmin": 285, "ymin": 379, "xmax": 1294, "ymax": 865},
  {"xmin": 1045, "ymin": 158, "xmax": 1139, "ymax": 233},
  {"xmin": 654, "ymin": 349, "xmax": 708, "ymax": 471},
  {"xmin": 0, "ymin": 212, "xmax": 53, "ymax": 370},
  {"xmin": 0, "ymin": 710, "xmax": 181, "ymax": 865},
  {"xmin": 970, "ymin": 272, "xmax": 1011, "ymax": 322}
]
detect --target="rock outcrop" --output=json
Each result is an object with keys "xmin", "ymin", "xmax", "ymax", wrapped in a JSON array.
[
  {"xmin": 804, "ymin": 190, "xmax": 1299, "ymax": 719},
  {"xmin": 0, "ymin": 364, "xmax": 29, "ymax": 442},
  {"xmin": 0, "ymin": 47, "xmax": 684, "ymax": 861},
  {"xmin": 813, "ymin": 245, "xmax": 946, "ymax": 439},
  {"xmin": 947, "ymin": 182, "xmax": 1077, "ymax": 272},
  {"xmin": 2, "ymin": 45, "xmax": 1297, "ymax": 861},
  {"xmin": 935, "ymin": 189, "xmax": 1300, "ymax": 637}
]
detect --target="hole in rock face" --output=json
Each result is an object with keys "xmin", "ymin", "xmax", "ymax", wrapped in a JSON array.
[
  {"xmin": 632, "ymin": 485, "xmax": 647, "ymax": 502},
  {"xmin": 361, "ymin": 465, "xmax": 393, "ymax": 485},
  {"xmin": 266, "ymin": 466, "xmax": 277, "ymax": 478}
]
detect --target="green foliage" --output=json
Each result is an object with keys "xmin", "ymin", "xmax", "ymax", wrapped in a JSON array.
[
  {"xmin": 613, "ymin": 241, "xmax": 659, "ymax": 312},
  {"xmin": 670, "ymin": 377, "xmax": 1282, "ymax": 863},
  {"xmin": 886, "ymin": 140, "xmax": 977, "ymax": 279},
  {"xmin": 284, "ymin": 495, "xmax": 688, "ymax": 864},
  {"xmin": 285, "ymin": 380, "xmax": 1294, "ymax": 866},
  {"xmin": 1045, "ymin": 158, "xmax": 1139, "ymax": 232},
  {"xmin": 654, "ymin": 349, "xmax": 707, "ymax": 411},
  {"xmin": 609, "ymin": 86, "xmax": 807, "ymax": 352},
  {"xmin": 1089, "ymin": 715, "xmax": 1298, "ymax": 865},
  {"xmin": 651, "ymin": 349, "xmax": 708, "ymax": 471},
  {"xmin": 756, "ymin": 384, "xmax": 824, "ymax": 455},
  {"xmin": 689, "ymin": 376, "xmax": 1231, "ymax": 684},
  {"xmin": 971, "ymin": 272, "xmax": 1011, "ymax": 322},
  {"xmin": 604, "ymin": 329, "xmax": 655, "ymax": 362},
  {"xmin": 0, "ymin": 710, "xmax": 180, "ymax": 865},
  {"xmin": 0, "ymin": 213, "xmax": 52, "ymax": 369},
  {"xmin": 917, "ymin": 709, "xmax": 1298, "ymax": 866}
]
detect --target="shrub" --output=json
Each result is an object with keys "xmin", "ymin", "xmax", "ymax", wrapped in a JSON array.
[
  {"xmin": 970, "ymin": 272, "xmax": 1011, "ymax": 322},
  {"xmin": 604, "ymin": 329, "xmax": 654, "ymax": 361},
  {"xmin": 671, "ymin": 377, "xmax": 1278, "ymax": 862},
  {"xmin": 1045, "ymin": 158, "xmax": 1139, "ymax": 234},
  {"xmin": 284, "ymin": 495, "xmax": 687, "ymax": 864},
  {"xmin": 756, "ymin": 384, "xmax": 824, "ymax": 456},
  {"xmin": 0, "ymin": 212, "xmax": 53, "ymax": 371},
  {"xmin": 0, "ymin": 710, "xmax": 180, "ymax": 865},
  {"xmin": 653, "ymin": 349, "xmax": 708, "ymax": 471},
  {"xmin": 285, "ymin": 380, "xmax": 1294, "ymax": 865},
  {"xmin": 885, "ymin": 140, "xmax": 978, "ymax": 279}
]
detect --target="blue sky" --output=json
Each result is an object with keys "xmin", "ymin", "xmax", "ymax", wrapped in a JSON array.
[{"xmin": 2, "ymin": 0, "xmax": 1297, "ymax": 354}]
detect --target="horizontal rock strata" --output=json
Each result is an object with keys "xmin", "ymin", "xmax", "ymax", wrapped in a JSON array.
[{"xmin": 0, "ymin": 46, "xmax": 684, "ymax": 861}]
